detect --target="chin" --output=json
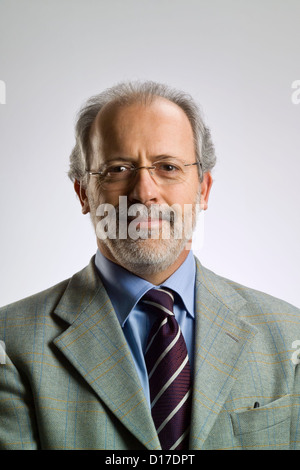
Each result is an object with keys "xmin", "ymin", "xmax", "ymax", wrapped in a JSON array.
[{"xmin": 103, "ymin": 237, "xmax": 189, "ymax": 276}]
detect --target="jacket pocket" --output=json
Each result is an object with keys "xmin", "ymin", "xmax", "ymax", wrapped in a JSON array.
[{"xmin": 230, "ymin": 395, "xmax": 291, "ymax": 450}]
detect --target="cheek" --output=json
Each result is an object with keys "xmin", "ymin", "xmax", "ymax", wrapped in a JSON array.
[
  {"xmin": 162, "ymin": 180, "xmax": 200, "ymax": 206},
  {"xmin": 91, "ymin": 187, "xmax": 123, "ymax": 208}
]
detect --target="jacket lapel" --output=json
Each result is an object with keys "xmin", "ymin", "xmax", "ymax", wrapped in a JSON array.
[
  {"xmin": 53, "ymin": 258, "xmax": 160, "ymax": 450},
  {"xmin": 190, "ymin": 260, "xmax": 258, "ymax": 449},
  {"xmin": 52, "ymin": 256, "xmax": 258, "ymax": 450}
]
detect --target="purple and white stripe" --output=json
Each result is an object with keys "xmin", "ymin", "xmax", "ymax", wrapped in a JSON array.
[{"xmin": 143, "ymin": 288, "xmax": 192, "ymax": 450}]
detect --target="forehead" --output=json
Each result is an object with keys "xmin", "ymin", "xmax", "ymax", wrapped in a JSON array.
[{"xmin": 89, "ymin": 97, "xmax": 195, "ymax": 160}]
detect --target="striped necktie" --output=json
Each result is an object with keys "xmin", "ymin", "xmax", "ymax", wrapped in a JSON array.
[{"xmin": 142, "ymin": 288, "xmax": 192, "ymax": 450}]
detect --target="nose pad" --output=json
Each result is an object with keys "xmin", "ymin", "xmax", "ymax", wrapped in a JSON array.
[
  {"xmin": 128, "ymin": 167, "xmax": 158, "ymax": 204},
  {"xmin": 134, "ymin": 166, "xmax": 156, "ymax": 179}
]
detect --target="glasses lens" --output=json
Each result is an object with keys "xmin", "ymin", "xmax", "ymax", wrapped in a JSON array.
[
  {"xmin": 154, "ymin": 161, "xmax": 185, "ymax": 184},
  {"xmin": 106, "ymin": 163, "xmax": 133, "ymax": 179},
  {"xmin": 101, "ymin": 163, "xmax": 132, "ymax": 183},
  {"xmin": 98, "ymin": 160, "xmax": 191, "ymax": 189}
]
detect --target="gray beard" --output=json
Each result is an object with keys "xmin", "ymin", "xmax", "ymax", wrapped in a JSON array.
[
  {"xmin": 89, "ymin": 192, "xmax": 201, "ymax": 276},
  {"xmin": 102, "ymin": 228, "xmax": 190, "ymax": 276}
]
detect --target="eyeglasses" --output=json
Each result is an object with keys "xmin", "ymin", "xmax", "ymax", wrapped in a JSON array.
[{"xmin": 86, "ymin": 158, "xmax": 202, "ymax": 189}]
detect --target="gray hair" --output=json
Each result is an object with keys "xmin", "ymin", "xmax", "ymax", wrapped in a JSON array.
[{"xmin": 68, "ymin": 80, "xmax": 216, "ymax": 185}]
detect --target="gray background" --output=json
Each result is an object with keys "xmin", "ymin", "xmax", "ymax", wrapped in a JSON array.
[{"xmin": 0, "ymin": 0, "xmax": 299, "ymax": 307}]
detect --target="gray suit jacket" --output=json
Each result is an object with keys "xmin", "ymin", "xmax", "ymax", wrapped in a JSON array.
[{"xmin": 0, "ymin": 256, "xmax": 299, "ymax": 450}]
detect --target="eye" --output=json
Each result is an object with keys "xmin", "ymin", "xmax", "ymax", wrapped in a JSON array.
[
  {"xmin": 110, "ymin": 165, "xmax": 128, "ymax": 173},
  {"xmin": 156, "ymin": 162, "xmax": 181, "ymax": 172},
  {"xmin": 106, "ymin": 164, "xmax": 132, "ymax": 176}
]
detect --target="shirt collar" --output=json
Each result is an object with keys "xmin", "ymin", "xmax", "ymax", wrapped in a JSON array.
[{"xmin": 95, "ymin": 249, "xmax": 196, "ymax": 327}]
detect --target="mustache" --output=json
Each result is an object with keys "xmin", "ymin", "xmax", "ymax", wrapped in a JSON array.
[
  {"xmin": 94, "ymin": 200, "xmax": 198, "ymax": 241},
  {"xmin": 115, "ymin": 203, "xmax": 177, "ymax": 224}
]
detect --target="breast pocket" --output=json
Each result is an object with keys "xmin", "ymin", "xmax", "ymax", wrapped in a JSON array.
[{"xmin": 230, "ymin": 395, "xmax": 291, "ymax": 450}]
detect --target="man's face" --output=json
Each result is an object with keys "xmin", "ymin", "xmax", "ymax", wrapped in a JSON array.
[{"xmin": 76, "ymin": 97, "xmax": 212, "ymax": 278}]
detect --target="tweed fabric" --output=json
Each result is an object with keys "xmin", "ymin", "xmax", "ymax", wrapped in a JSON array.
[{"xmin": 0, "ymin": 256, "xmax": 300, "ymax": 449}]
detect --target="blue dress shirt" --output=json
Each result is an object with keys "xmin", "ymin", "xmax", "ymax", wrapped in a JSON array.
[{"xmin": 94, "ymin": 249, "xmax": 196, "ymax": 407}]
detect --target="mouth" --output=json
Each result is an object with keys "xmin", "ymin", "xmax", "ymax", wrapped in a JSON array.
[{"xmin": 132, "ymin": 217, "xmax": 163, "ymax": 230}]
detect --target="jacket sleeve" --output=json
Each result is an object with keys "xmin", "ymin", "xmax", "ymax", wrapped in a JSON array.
[
  {"xmin": 291, "ymin": 361, "xmax": 300, "ymax": 450},
  {"xmin": 0, "ymin": 354, "xmax": 39, "ymax": 450}
]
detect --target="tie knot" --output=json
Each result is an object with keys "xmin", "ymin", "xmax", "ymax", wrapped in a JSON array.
[{"xmin": 142, "ymin": 288, "xmax": 174, "ymax": 317}]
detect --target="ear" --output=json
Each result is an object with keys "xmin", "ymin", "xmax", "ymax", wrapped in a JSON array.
[
  {"xmin": 74, "ymin": 179, "xmax": 90, "ymax": 214},
  {"xmin": 200, "ymin": 172, "xmax": 213, "ymax": 211}
]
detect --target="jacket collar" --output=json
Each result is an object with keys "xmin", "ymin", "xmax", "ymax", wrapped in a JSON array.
[
  {"xmin": 53, "ymin": 256, "xmax": 258, "ymax": 449},
  {"xmin": 53, "ymin": 257, "xmax": 160, "ymax": 450}
]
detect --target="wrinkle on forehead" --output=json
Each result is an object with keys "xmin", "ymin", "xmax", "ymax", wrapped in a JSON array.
[{"xmin": 89, "ymin": 97, "xmax": 195, "ymax": 161}]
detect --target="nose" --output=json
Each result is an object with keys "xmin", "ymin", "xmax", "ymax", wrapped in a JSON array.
[{"xmin": 127, "ymin": 167, "xmax": 159, "ymax": 205}]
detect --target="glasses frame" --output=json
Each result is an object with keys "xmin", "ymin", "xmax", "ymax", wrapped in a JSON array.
[{"xmin": 85, "ymin": 160, "xmax": 202, "ymax": 184}]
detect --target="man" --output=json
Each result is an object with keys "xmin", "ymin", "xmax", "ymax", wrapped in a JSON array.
[{"xmin": 0, "ymin": 81, "xmax": 299, "ymax": 450}]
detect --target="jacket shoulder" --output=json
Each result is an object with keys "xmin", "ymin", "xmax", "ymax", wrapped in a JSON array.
[
  {"xmin": 0, "ymin": 257, "xmax": 98, "ymax": 324},
  {"xmin": 197, "ymin": 261, "xmax": 300, "ymax": 316},
  {"xmin": 223, "ymin": 276, "xmax": 299, "ymax": 315},
  {"xmin": 0, "ymin": 278, "xmax": 70, "ymax": 319},
  {"xmin": 197, "ymin": 262, "xmax": 300, "ymax": 351}
]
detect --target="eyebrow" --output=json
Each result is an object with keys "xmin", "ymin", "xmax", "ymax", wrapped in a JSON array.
[{"xmin": 105, "ymin": 154, "xmax": 184, "ymax": 163}]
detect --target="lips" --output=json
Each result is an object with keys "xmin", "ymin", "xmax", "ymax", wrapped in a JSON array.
[
  {"xmin": 112, "ymin": 202, "xmax": 177, "ymax": 235},
  {"xmin": 118, "ymin": 208, "xmax": 174, "ymax": 224},
  {"xmin": 133, "ymin": 218, "xmax": 162, "ymax": 229}
]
